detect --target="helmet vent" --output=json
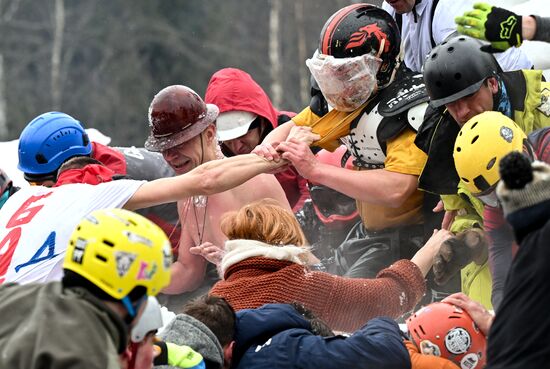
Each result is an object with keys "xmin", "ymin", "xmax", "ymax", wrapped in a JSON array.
[
  {"xmin": 471, "ymin": 122, "xmax": 479, "ymax": 130},
  {"xmin": 456, "ymin": 147, "xmax": 461, "ymax": 152},
  {"xmin": 431, "ymin": 53, "xmax": 438, "ymax": 59},
  {"xmin": 471, "ymin": 135, "xmax": 479, "ymax": 144},
  {"xmin": 454, "ymin": 73, "xmax": 461, "ymax": 80},
  {"xmin": 461, "ymin": 177, "xmax": 470, "ymax": 183},
  {"xmin": 35, "ymin": 153, "xmax": 48, "ymax": 164},
  {"xmin": 486, "ymin": 157, "xmax": 496, "ymax": 170},
  {"xmin": 448, "ymin": 46, "xmax": 455, "ymax": 53},
  {"xmin": 128, "ymin": 219, "xmax": 137, "ymax": 226},
  {"xmin": 96, "ymin": 254, "xmax": 107, "ymax": 262},
  {"xmin": 102, "ymin": 239, "xmax": 115, "ymax": 247},
  {"xmin": 419, "ymin": 325, "xmax": 426, "ymax": 335}
]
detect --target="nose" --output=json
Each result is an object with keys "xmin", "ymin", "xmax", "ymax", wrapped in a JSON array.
[
  {"xmin": 447, "ymin": 99, "xmax": 470, "ymax": 124},
  {"xmin": 162, "ymin": 147, "xmax": 178, "ymax": 161},
  {"xmin": 224, "ymin": 139, "xmax": 244, "ymax": 154}
]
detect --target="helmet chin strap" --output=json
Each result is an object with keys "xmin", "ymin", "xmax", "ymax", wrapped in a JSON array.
[
  {"xmin": 199, "ymin": 131, "xmax": 205, "ymax": 165},
  {"xmin": 121, "ymin": 295, "xmax": 147, "ymax": 325}
]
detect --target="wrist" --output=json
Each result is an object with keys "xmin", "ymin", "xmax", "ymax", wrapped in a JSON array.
[{"xmin": 523, "ymin": 15, "xmax": 537, "ymax": 40}]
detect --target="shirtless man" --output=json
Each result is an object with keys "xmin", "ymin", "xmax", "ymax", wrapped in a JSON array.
[{"xmin": 144, "ymin": 85, "xmax": 291, "ymax": 309}]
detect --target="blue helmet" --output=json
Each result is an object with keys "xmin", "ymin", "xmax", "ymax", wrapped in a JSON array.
[{"xmin": 18, "ymin": 112, "xmax": 92, "ymax": 178}]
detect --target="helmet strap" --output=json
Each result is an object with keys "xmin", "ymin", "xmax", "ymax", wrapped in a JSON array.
[
  {"xmin": 121, "ymin": 295, "xmax": 147, "ymax": 325},
  {"xmin": 122, "ymin": 296, "xmax": 137, "ymax": 318},
  {"xmin": 199, "ymin": 131, "xmax": 205, "ymax": 165}
]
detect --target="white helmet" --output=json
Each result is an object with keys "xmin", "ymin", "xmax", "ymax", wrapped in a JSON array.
[{"xmin": 131, "ymin": 296, "xmax": 163, "ymax": 343}]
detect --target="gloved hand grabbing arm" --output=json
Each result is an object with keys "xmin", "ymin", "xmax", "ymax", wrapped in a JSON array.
[
  {"xmin": 153, "ymin": 341, "xmax": 205, "ymax": 369},
  {"xmin": 455, "ymin": 3, "xmax": 522, "ymax": 52},
  {"xmin": 432, "ymin": 228, "xmax": 489, "ymax": 285}
]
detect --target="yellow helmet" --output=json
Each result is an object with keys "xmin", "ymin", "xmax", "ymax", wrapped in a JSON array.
[
  {"xmin": 63, "ymin": 208, "xmax": 172, "ymax": 300},
  {"xmin": 454, "ymin": 111, "xmax": 526, "ymax": 195}
]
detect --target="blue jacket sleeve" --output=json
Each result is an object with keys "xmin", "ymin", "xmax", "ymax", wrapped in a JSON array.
[{"xmin": 289, "ymin": 317, "xmax": 410, "ymax": 369}]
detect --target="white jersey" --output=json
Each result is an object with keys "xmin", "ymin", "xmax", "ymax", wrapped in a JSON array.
[
  {"xmin": 0, "ymin": 179, "xmax": 144, "ymax": 284},
  {"xmin": 383, "ymin": 0, "xmax": 533, "ymax": 72}
]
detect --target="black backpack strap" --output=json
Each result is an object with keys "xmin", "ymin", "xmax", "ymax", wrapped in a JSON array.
[
  {"xmin": 396, "ymin": 12, "xmax": 402, "ymax": 35},
  {"xmin": 429, "ymin": 0, "xmax": 439, "ymax": 48}
]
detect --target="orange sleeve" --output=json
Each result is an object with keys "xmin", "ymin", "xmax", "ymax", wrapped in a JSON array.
[{"xmin": 405, "ymin": 340, "xmax": 461, "ymax": 369}]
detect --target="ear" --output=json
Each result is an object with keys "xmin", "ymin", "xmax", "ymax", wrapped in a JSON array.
[
  {"xmin": 223, "ymin": 340, "xmax": 235, "ymax": 368},
  {"xmin": 488, "ymin": 77, "xmax": 499, "ymax": 94},
  {"xmin": 205, "ymin": 123, "xmax": 217, "ymax": 143}
]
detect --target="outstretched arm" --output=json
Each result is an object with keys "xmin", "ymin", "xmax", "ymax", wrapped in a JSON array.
[
  {"xmin": 278, "ymin": 139, "xmax": 418, "ymax": 208},
  {"xmin": 124, "ymin": 154, "xmax": 285, "ymax": 210}
]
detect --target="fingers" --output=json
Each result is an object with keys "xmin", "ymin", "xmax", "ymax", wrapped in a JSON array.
[
  {"xmin": 252, "ymin": 143, "xmax": 281, "ymax": 162},
  {"xmin": 441, "ymin": 210, "xmax": 456, "ymax": 230},
  {"xmin": 432, "ymin": 200, "xmax": 444, "ymax": 213}
]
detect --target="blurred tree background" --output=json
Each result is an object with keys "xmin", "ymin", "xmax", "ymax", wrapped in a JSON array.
[{"xmin": 0, "ymin": 0, "xmax": 382, "ymax": 146}]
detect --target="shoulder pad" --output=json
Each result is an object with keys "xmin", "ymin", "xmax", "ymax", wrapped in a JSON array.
[
  {"xmin": 378, "ymin": 74, "xmax": 429, "ymax": 117},
  {"xmin": 407, "ymin": 102, "xmax": 428, "ymax": 132}
]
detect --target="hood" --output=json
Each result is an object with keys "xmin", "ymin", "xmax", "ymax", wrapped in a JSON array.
[
  {"xmin": 54, "ymin": 164, "xmax": 116, "ymax": 186},
  {"xmin": 205, "ymin": 68, "xmax": 279, "ymax": 129},
  {"xmin": 232, "ymin": 304, "xmax": 311, "ymax": 366},
  {"xmin": 158, "ymin": 313, "xmax": 224, "ymax": 369}
]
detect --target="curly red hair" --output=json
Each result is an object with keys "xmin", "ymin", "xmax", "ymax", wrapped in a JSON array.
[{"xmin": 220, "ymin": 199, "xmax": 307, "ymax": 246}]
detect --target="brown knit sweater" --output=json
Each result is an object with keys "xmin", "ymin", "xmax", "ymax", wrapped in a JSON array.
[{"xmin": 210, "ymin": 240, "xmax": 426, "ymax": 332}]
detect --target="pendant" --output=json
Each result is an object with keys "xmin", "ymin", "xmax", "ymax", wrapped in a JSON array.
[{"xmin": 193, "ymin": 195, "xmax": 208, "ymax": 208}]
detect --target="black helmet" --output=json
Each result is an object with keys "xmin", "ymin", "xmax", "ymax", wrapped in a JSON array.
[
  {"xmin": 319, "ymin": 3, "xmax": 401, "ymax": 87},
  {"xmin": 423, "ymin": 36, "xmax": 501, "ymax": 107}
]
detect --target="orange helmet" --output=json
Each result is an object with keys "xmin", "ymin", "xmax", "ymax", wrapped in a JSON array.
[{"xmin": 406, "ymin": 302, "xmax": 487, "ymax": 369}]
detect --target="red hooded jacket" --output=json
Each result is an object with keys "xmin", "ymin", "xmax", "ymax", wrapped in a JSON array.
[{"xmin": 205, "ymin": 68, "xmax": 309, "ymax": 211}]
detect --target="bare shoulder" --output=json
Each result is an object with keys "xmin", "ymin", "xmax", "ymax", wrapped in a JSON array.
[{"xmin": 235, "ymin": 173, "xmax": 290, "ymax": 209}]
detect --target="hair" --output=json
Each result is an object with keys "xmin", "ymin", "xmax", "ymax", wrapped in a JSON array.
[
  {"xmin": 58, "ymin": 156, "xmax": 103, "ymax": 177},
  {"xmin": 182, "ymin": 294, "xmax": 236, "ymax": 347},
  {"xmin": 290, "ymin": 302, "xmax": 334, "ymax": 337},
  {"xmin": 220, "ymin": 199, "xmax": 307, "ymax": 246}
]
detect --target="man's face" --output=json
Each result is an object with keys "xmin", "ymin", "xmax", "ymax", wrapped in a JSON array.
[
  {"xmin": 133, "ymin": 334, "xmax": 156, "ymax": 369},
  {"xmin": 445, "ymin": 78, "xmax": 499, "ymax": 126},
  {"xmin": 161, "ymin": 133, "xmax": 204, "ymax": 175},
  {"xmin": 222, "ymin": 126, "xmax": 262, "ymax": 155},
  {"xmin": 385, "ymin": 0, "xmax": 416, "ymax": 14}
]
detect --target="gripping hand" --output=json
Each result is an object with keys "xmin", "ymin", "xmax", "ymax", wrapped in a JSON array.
[
  {"xmin": 432, "ymin": 228, "xmax": 488, "ymax": 285},
  {"xmin": 455, "ymin": 3, "xmax": 522, "ymax": 52}
]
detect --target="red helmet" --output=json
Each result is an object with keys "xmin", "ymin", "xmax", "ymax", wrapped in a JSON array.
[
  {"xmin": 309, "ymin": 146, "xmax": 359, "ymax": 227},
  {"xmin": 407, "ymin": 302, "xmax": 487, "ymax": 369},
  {"xmin": 145, "ymin": 85, "xmax": 219, "ymax": 152},
  {"xmin": 319, "ymin": 3, "xmax": 401, "ymax": 87}
]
